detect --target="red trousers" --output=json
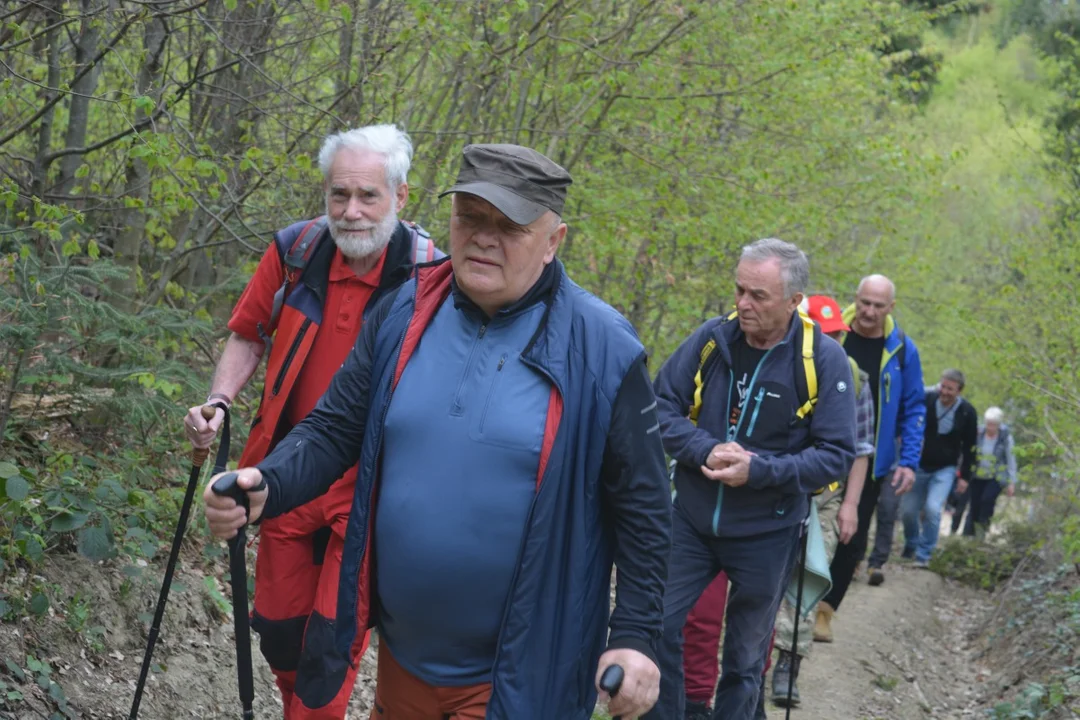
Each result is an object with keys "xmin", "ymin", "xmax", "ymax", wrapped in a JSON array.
[
  {"xmin": 252, "ymin": 473, "xmax": 371, "ymax": 719},
  {"xmin": 683, "ymin": 572, "xmax": 776, "ymax": 705}
]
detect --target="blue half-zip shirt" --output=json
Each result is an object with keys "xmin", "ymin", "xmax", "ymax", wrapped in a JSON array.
[
  {"xmin": 654, "ymin": 311, "xmax": 856, "ymax": 538},
  {"xmin": 376, "ymin": 290, "xmax": 550, "ymax": 685}
]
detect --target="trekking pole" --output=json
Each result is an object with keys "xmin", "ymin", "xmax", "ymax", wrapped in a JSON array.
[
  {"xmin": 786, "ymin": 520, "xmax": 809, "ymax": 720},
  {"xmin": 599, "ymin": 664, "xmax": 625, "ymax": 720},
  {"xmin": 130, "ymin": 403, "xmax": 229, "ymax": 719},
  {"xmin": 211, "ymin": 470, "xmax": 266, "ymax": 720}
]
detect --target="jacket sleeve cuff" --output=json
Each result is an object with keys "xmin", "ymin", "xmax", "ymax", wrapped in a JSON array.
[
  {"xmin": 696, "ymin": 436, "xmax": 716, "ymax": 468},
  {"xmin": 746, "ymin": 455, "xmax": 768, "ymax": 489},
  {"xmin": 605, "ymin": 634, "xmax": 658, "ymax": 667},
  {"xmin": 257, "ymin": 466, "xmax": 282, "ymax": 519}
]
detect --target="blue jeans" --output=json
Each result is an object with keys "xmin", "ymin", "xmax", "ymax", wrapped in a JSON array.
[
  {"xmin": 902, "ymin": 466, "xmax": 955, "ymax": 562},
  {"xmin": 644, "ymin": 502, "xmax": 801, "ymax": 720}
]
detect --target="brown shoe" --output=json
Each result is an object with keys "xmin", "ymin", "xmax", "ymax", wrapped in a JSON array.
[
  {"xmin": 868, "ymin": 568, "xmax": 885, "ymax": 586},
  {"xmin": 813, "ymin": 602, "xmax": 835, "ymax": 643}
]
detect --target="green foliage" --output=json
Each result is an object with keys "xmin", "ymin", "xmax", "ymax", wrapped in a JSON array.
[
  {"xmin": 929, "ymin": 524, "xmax": 1039, "ymax": 590},
  {"xmin": 0, "ymin": 444, "xmax": 205, "ymax": 577},
  {"xmin": 991, "ymin": 674, "xmax": 1080, "ymax": 719},
  {"xmin": 203, "ymin": 575, "xmax": 232, "ymax": 618},
  {"xmin": 0, "ymin": 655, "xmax": 76, "ymax": 719},
  {"xmin": 0, "ymin": 234, "xmax": 213, "ymax": 438},
  {"xmin": 1, "ymin": 7, "xmax": 1079, "ymax": 717}
]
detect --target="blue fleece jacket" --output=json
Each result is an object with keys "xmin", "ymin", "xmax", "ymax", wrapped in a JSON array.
[{"xmin": 654, "ymin": 312, "xmax": 856, "ymax": 538}]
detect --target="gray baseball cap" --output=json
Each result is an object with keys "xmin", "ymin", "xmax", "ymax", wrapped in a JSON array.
[{"xmin": 439, "ymin": 144, "xmax": 572, "ymax": 226}]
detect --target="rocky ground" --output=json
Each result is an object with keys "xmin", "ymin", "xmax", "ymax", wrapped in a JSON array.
[{"xmin": 0, "ymin": 535, "xmax": 1037, "ymax": 720}]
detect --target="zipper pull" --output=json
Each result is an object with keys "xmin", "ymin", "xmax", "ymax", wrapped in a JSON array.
[
  {"xmin": 478, "ymin": 324, "xmax": 487, "ymax": 339},
  {"xmin": 496, "ymin": 354, "xmax": 507, "ymax": 371}
]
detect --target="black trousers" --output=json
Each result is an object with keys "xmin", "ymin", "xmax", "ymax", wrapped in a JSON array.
[
  {"xmin": 964, "ymin": 477, "xmax": 1004, "ymax": 536},
  {"xmin": 822, "ymin": 463, "xmax": 876, "ymax": 611}
]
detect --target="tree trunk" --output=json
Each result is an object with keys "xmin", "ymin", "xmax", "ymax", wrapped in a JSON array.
[
  {"xmin": 56, "ymin": 0, "xmax": 107, "ymax": 202},
  {"xmin": 30, "ymin": 0, "xmax": 63, "ymax": 201},
  {"xmin": 111, "ymin": 15, "xmax": 168, "ymax": 310}
]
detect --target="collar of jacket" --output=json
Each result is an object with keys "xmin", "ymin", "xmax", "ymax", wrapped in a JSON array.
[
  {"xmin": 300, "ymin": 220, "xmax": 415, "ymax": 303},
  {"xmin": 712, "ymin": 308, "xmax": 804, "ymax": 365},
  {"xmin": 450, "ymin": 259, "xmax": 558, "ymax": 322},
  {"xmin": 415, "ymin": 258, "xmax": 567, "ymax": 390}
]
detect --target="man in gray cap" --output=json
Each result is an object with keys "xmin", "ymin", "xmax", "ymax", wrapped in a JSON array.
[{"xmin": 203, "ymin": 143, "xmax": 671, "ymax": 719}]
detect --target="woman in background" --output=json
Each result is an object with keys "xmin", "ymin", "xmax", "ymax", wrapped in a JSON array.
[{"xmin": 963, "ymin": 406, "xmax": 1018, "ymax": 538}]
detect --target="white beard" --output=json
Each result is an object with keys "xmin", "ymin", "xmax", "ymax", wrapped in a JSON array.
[{"xmin": 327, "ymin": 200, "xmax": 399, "ymax": 259}]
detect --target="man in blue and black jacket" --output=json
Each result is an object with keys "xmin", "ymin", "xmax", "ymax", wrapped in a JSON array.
[
  {"xmin": 203, "ymin": 143, "xmax": 671, "ymax": 720},
  {"xmin": 645, "ymin": 238, "xmax": 856, "ymax": 720}
]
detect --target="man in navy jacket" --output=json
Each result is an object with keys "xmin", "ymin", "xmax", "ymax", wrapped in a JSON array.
[
  {"xmin": 203, "ymin": 144, "xmax": 671, "ymax": 720},
  {"xmin": 645, "ymin": 239, "xmax": 856, "ymax": 720}
]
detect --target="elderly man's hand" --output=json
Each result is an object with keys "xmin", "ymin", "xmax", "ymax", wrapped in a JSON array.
[
  {"xmin": 837, "ymin": 500, "xmax": 859, "ymax": 544},
  {"xmin": 185, "ymin": 403, "xmax": 224, "ymax": 450},
  {"xmin": 595, "ymin": 648, "xmax": 659, "ymax": 719},
  {"xmin": 203, "ymin": 468, "xmax": 266, "ymax": 539},
  {"xmin": 892, "ymin": 466, "xmax": 915, "ymax": 495},
  {"xmin": 702, "ymin": 446, "xmax": 754, "ymax": 487},
  {"xmin": 705, "ymin": 442, "xmax": 743, "ymax": 470}
]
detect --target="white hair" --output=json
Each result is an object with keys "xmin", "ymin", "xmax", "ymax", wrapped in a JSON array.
[
  {"xmin": 740, "ymin": 238, "xmax": 810, "ymax": 298},
  {"xmin": 985, "ymin": 406, "xmax": 1005, "ymax": 424},
  {"xmin": 858, "ymin": 274, "xmax": 896, "ymax": 303},
  {"xmin": 317, "ymin": 124, "xmax": 413, "ymax": 189}
]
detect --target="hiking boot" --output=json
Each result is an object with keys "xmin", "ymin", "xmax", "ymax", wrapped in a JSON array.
[
  {"xmin": 684, "ymin": 699, "xmax": 710, "ymax": 720},
  {"xmin": 868, "ymin": 567, "xmax": 885, "ymax": 586},
  {"xmin": 755, "ymin": 673, "xmax": 768, "ymax": 719},
  {"xmin": 771, "ymin": 650, "xmax": 801, "ymax": 707},
  {"xmin": 901, "ymin": 547, "xmax": 915, "ymax": 560},
  {"xmin": 814, "ymin": 601, "xmax": 835, "ymax": 643}
]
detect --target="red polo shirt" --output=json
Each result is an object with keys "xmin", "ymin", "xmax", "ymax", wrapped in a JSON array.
[{"xmin": 229, "ymin": 242, "xmax": 386, "ymax": 427}]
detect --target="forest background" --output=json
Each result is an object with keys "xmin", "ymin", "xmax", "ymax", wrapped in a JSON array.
[{"xmin": 2, "ymin": 0, "xmax": 1080, "ymax": 716}]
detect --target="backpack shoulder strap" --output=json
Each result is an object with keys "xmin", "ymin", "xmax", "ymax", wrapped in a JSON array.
[
  {"xmin": 259, "ymin": 216, "xmax": 328, "ymax": 354},
  {"xmin": 794, "ymin": 310, "xmax": 819, "ymax": 420},
  {"xmin": 404, "ymin": 221, "xmax": 436, "ymax": 264},
  {"xmin": 796, "ymin": 314, "xmax": 841, "ymax": 495},
  {"xmin": 282, "ymin": 216, "xmax": 329, "ymax": 271},
  {"xmin": 689, "ymin": 339, "xmax": 718, "ymax": 426},
  {"xmin": 688, "ymin": 312, "xmax": 737, "ymax": 426}
]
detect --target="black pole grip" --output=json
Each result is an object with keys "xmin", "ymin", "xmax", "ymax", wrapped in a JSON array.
[
  {"xmin": 211, "ymin": 472, "xmax": 265, "ymax": 520},
  {"xmin": 599, "ymin": 664, "xmax": 624, "ymax": 695},
  {"xmin": 600, "ymin": 664, "xmax": 625, "ymax": 720}
]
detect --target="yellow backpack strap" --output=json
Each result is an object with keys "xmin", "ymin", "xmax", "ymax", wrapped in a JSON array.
[
  {"xmin": 794, "ymin": 310, "xmax": 818, "ymax": 420},
  {"xmin": 688, "ymin": 312, "xmax": 736, "ymax": 425},
  {"xmin": 689, "ymin": 339, "xmax": 717, "ymax": 426}
]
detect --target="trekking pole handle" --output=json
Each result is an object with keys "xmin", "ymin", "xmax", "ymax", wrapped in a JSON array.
[
  {"xmin": 191, "ymin": 405, "xmax": 218, "ymax": 468},
  {"xmin": 599, "ymin": 664, "xmax": 625, "ymax": 720},
  {"xmin": 210, "ymin": 471, "xmax": 266, "ymax": 522}
]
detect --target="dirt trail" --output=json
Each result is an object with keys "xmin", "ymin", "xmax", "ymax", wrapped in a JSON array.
[
  {"xmin": 774, "ymin": 563, "xmax": 992, "ymax": 720},
  {"xmin": 0, "ymin": 554, "xmax": 996, "ymax": 720}
]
